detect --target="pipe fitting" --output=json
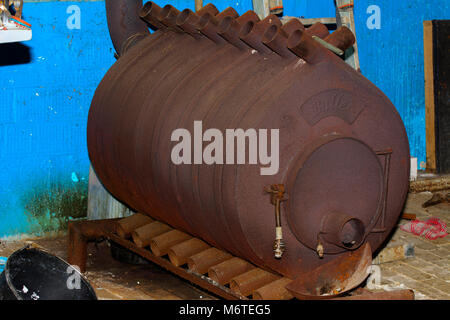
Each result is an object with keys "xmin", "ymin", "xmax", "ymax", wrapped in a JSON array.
[
  {"xmin": 159, "ymin": 4, "xmax": 183, "ymax": 31},
  {"xmin": 287, "ymin": 29, "xmax": 329, "ymax": 64},
  {"xmin": 305, "ymin": 22, "xmax": 329, "ymax": 39},
  {"xmin": 218, "ymin": 12, "xmax": 259, "ymax": 50},
  {"xmin": 176, "ymin": 9, "xmax": 201, "ymax": 37},
  {"xmin": 240, "ymin": 14, "xmax": 281, "ymax": 54},
  {"xmin": 195, "ymin": 3, "xmax": 219, "ymax": 16},
  {"xmin": 197, "ymin": 12, "xmax": 226, "ymax": 44},
  {"xmin": 281, "ymin": 18, "xmax": 305, "ymax": 38},
  {"xmin": 323, "ymin": 26, "xmax": 356, "ymax": 52},
  {"xmin": 319, "ymin": 212, "xmax": 366, "ymax": 250},
  {"xmin": 196, "ymin": 8, "xmax": 239, "ymax": 44},
  {"xmin": 140, "ymin": 1, "xmax": 164, "ymax": 29},
  {"xmin": 215, "ymin": 7, "xmax": 239, "ymax": 20}
]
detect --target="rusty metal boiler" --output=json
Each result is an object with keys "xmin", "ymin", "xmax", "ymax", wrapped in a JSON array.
[{"xmin": 87, "ymin": 1, "xmax": 410, "ymax": 284}]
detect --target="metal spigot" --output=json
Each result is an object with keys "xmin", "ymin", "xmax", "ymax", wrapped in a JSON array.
[{"xmin": 265, "ymin": 184, "xmax": 288, "ymax": 259}]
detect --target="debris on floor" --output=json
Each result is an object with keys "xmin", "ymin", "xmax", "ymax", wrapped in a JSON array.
[
  {"xmin": 372, "ymin": 191, "xmax": 450, "ymax": 300},
  {"xmin": 0, "ymin": 246, "xmax": 97, "ymax": 300}
]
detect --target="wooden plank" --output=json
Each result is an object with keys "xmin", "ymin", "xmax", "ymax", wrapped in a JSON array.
[
  {"xmin": 87, "ymin": 165, "xmax": 133, "ymax": 220},
  {"xmin": 424, "ymin": 21, "xmax": 436, "ymax": 172},
  {"xmin": 401, "ymin": 213, "xmax": 417, "ymax": 220},
  {"xmin": 194, "ymin": 0, "xmax": 203, "ymax": 12},
  {"xmin": 432, "ymin": 21, "xmax": 450, "ymax": 173}
]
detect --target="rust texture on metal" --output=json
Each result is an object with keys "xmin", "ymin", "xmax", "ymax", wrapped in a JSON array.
[
  {"xmin": 230, "ymin": 269, "xmax": 280, "ymax": 297},
  {"xmin": 187, "ymin": 248, "xmax": 233, "ymax": 274},
  {"xmin": 105, "ymin": 0, "xmax": 150, "ymax": 56},
  {"xmin": 252, "ymin": 278, "xmax": 294, "ymax": 300},
  {"xmin": 116, "ymin": 212, "xmax": 153, "ymax": 238},
  {"xmin": 208, "ymin": 257, "xmax": 255, "ymax": 285},
  {"xmin": 168, "ymin": 238, "xmax": 210, "ymax": 267},
  {"xmin": 132, "ymin": 221, "xmax": 172, "ymax": 248},
  {"xmin": 285, "ymin": 243, "xmax": 373, "ymax": 299},
  {"xmin": 323, "ymin": 26, "xmax": 355, "ymax": 52},
  {"xmin": 68, "ymin": 216, "xmax": 411, "ymax": 300},
  {"xmin": 150, "ymin": 229, "xmax": 192, "ymax": 256},
  {"xmin": 87, "ymin": 1, "xmax": 411, "ymax": 298}
]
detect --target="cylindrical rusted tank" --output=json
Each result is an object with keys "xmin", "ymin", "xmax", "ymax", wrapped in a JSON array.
[{"xmin": 88, "ymin": 2, "xmax": 410, "ymax": 280}]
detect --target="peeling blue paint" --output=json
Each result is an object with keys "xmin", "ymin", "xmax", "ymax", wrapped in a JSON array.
[{"xmin": 71, "ymin": 172, "xmax": 79, "ymax": 182}]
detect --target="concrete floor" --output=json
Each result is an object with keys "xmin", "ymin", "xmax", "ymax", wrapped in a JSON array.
[{"xmin": 0, "ymin": 191, "xmax": 448, "ymax": 300}]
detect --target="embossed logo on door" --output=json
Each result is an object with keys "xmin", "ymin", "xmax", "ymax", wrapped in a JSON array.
[{"xmin": 299, "ymin": 89, "xmax": 366, "ymax": 125}]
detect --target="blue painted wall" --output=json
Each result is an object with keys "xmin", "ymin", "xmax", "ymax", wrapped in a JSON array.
[
  {"xmin": 0, "ymin": 0, "xmax": 448, "ymax": 237},
  {"xmin": 0, "ymin": 1, "xmax": 115, "ymax": 237}
]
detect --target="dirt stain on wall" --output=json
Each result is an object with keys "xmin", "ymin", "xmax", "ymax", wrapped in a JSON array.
[{"xmin": 22, "ymin": 179, "xmax": 87, "ymax": 234}]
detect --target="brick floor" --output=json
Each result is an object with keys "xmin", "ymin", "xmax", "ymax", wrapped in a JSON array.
[{"xmin": 368, "ymin": 191, "xmax": 450, "ymax": 300}]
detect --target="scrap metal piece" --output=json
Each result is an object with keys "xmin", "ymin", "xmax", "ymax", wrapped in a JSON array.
[
  {"xmin": 116, "ymin": 213, "xmax": 154, "ymax": 238},
  {"xmin": 422, "ymin": 192, "xmax": 450, "ymax": 208},
  {"xmin": 208, "ymin": 257, "xmax": 255, "ymax": 285},
  {"xmin": 285, "ymin": 243, "xmax": 372, "ymax": 299},
  {"xmin": 230, "ymin": 269, "xmax": 280, "ymax": 297},
  {"xmin": 252, "ymin": 278, "xmax": 293, "ymax": 300}
]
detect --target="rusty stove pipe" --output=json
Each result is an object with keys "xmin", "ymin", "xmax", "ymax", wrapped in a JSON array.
[
  {"xmin": 140, "ymin": 1, "xmax": 164, "ymax": 29},
  {"xmin": 197, "ymin": 8, "xmax": 238, "ymax": 44},
  {"xmin": 176, "ymin": 4, "xmax": 219, "ymax": 37},
  {"xmin": 218, "ymin": 11, "xmax": 260, "ymax": 50},
  {"xmin": 105, "ymin": 0, "xmax": 150, "ymax": 57},
  {"xmin": 262, "ymin": 24, "xmax": 296, "ymax": 59}
]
